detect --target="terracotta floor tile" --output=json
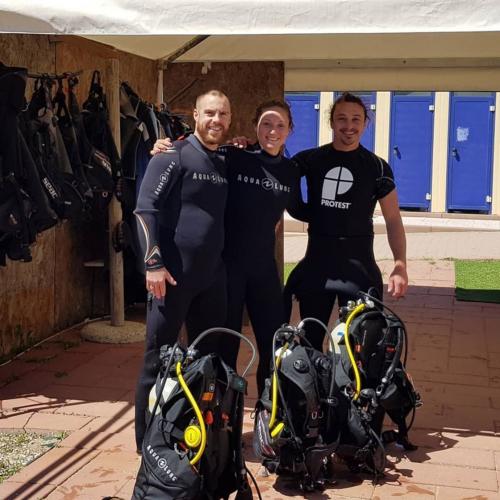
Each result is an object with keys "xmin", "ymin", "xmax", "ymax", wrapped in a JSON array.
[
  {"xmin": 116, "ymin": 477, "xmax": 136, "ymax": 499},
  {"xmin": 21, "ymin": 352, "xmax": 97, "ymax": 373},
  {"xmin": 79, "ymin": 415, "xmax": 134, "ymax": 434},
  {"xmin": 409, "ymin": 346, "xmax": 449, "ymax": 373},
  {"xmin": 30, "ymin": 383, "xmax": 128, "ymax": 403},
  {"xmin": 3, "ymin": 257, "xmax": 500, "ymax": 498},
  {"xmin": 436, "ymin": 485, "xmax": 500, "ymax": 499},
  {"xmin": 60, "ymin": 427, "xmax": 136, "ymax": 453},
  {"xmin": 0, "ymin": 396, "xmax": 46, "ymax": 413},
  {"xmin": 411, "ymin": 369, "xmax": 490, "ymax": 388},
  {"xmin": 56, "ymin": 339, "xmax": 110, "ymax": 355},
  {"xmin": 0, "ymin": 360, "xmax": 37, "ymax": 386},
  {"xmin": 438, "ymin": 405, "xmax": 498, "ymax": 433},
  {"xmin": 391, "ymin": 458, "xmax": 498, "ymax": 490},
  {"xmin": 0, "ymin": 370, "xmax": 60, "ymax": 398},
  {"xmin": 488, "ymin": 354, "xmax": 500, "ymax": 370},
  {"xmin": 441, "ymin": 431, "xmax": 500, "ymax": 451},
  {"xmin": 26, "ymin": 412, "xmax": 93, "ymax": 431},
  {"xmin": 387, "ymin": 442, "xmax": 495, "ymax": 469},
  {"xmin": 448, "ymin": 356, "xmax": 489, "ymax": 377},
  {"xmin": 441, "ymin": 383, "xmax": 499, "ymax": 408},
  {"xmin": 417, "ymin": 323, "xmax": 452, "ymax": 337},
  {"xmin": 490, "ymin": 368, "xmax": 500, "ymax": 388},
  {"xmin": 0, "ymin": 410, "xmax": 35, "ymax": 429},
  {"xmin": 44, "ymin": 450, "xmax": 139, "ymax": 499},
  {"xmin": 423, "ymin": 295, "xmax": 455, "ymax": 309},
  {"xmin": 373, "ymin": 480, "xmax": 436, "ymax": 498},
  {"xmin": 413, "ymin": 333, "xmax": 450, "ymax": 350},
  {"xmin": 0, "ymin": 481, "xmax": 57, "ymax": 500},
  {"xmin": 53, "ymin": 400, "xmax": 132, "ymax": 419},
  {"xmin": 6, "ymin": 447, "xmax": 100, "ymax": 486}
]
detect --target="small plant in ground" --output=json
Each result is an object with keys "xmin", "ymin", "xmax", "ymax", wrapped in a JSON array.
[{"xmin": 0, "ymin": 430, "xmax": 67, "ymax": 483}]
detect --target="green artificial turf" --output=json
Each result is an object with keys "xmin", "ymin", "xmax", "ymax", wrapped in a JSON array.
[
  {"xmin": 284, "ymin": 262, "xmax": 298, "ymax": 284},
  {"xmin": 455, "ymin": 260, "xmax": 500, "ymax": 303}
]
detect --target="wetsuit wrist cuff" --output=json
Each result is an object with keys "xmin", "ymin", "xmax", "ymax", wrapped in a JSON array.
[{"xmin": 145, "ymin": 262, "xmax": 165, "ymax": 271}]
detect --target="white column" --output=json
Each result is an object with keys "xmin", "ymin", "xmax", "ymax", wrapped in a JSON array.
[
  {"xmin": 491, "ymin": 92, "xmax": 500, "ymax": 215},
  {"xmin": 373, "ymin": 92, "xmax": 391, "ymax": 161},
  {"xmin": 318, "ymin": 91, "xmax": 334, "ymax": 146},
  {"xmin": 430, "ymin": 92, "xmax": 450, "ymax": 213}
]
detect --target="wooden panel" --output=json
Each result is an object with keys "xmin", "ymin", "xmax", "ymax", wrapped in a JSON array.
[
  {"xmin": 0, "ymin": 34, "xmax": 57, "ymax": 361},
  {"xmin": 54, "ymin": 35, "xmax": 157, "ymax": 105},
  {"xmin": 0, "ymin": 34, "xmax": 157, "ymax": 360},
  {"xmin": 164, "ymin": 61, "xmax": 284, "ymax": 139},
  {"xmin": 163, "ymin": 61, "xmax": 286, "ymax": 285}
]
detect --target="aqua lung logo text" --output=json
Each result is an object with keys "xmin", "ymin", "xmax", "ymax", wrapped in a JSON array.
[
  {"xmin": 321, "ymin": 166, "xmax": 353, "ymax": 209},
  {"xmin": 192, "ymin": 172, "xmax": 227, "ymax": 184},
  {"xmin": 236, "ymin": 174, "xmax": 290, "ymax": 193},
  {"xmin": 146, "ymin": 444, "xmax": 178, "ymax": 481},
  {"xmin": 154, "ymin": 161, "xmax": 176, "ymax": 195}
]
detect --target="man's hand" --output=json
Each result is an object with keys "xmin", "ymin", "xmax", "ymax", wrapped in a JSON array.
[
  {"xmin": 151, "ymin": 138, "xmax": 174, "ymax": 156},
  {"xmin": 387, "ymin": 262, "xmax": 408, "ymax": 298},
  {"xmin": 146, "ymin": 267, "xmax": 177, "ymax": 299}
]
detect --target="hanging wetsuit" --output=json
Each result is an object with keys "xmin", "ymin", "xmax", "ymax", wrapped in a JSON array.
[
  {"xmin": 221, "ymin": 145, "xmax": 305, "ymax": 394},
  {"xmin": 134, "ymin": 134, "xmax": 228, "ymax": 449},
  {"xmin": 285, "ymin": 143, "xmax": 395, "ymax": 352}
]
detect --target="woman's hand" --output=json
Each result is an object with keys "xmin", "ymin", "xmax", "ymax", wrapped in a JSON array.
[
  {"xmin": 228, "ymin": 136, "xmax": 252, "ymax": 148},
  {"xmin": 151, "ymin": 138, "xmax": 174, "ymax": 156}
]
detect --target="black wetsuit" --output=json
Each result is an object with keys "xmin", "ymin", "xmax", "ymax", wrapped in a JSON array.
[
  {"xmin": 221, "ymin": 146, "xmax": 304, "ymax": 394},
  {"xmin": 285, "ymin": 143, "xmax": 395, "ymax": 351},
  {"xmin": 133, "ymin": 134, "xmax": 228, "ymax": 449}
]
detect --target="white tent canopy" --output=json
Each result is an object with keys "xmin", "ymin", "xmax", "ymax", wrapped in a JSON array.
[
  {"xmin": 2, "ymin": 0, "xmax": 500, "ymax": 36},
  {"xmin": 2, "ymin": 1, "xmax": 500, "ymax": 61}
]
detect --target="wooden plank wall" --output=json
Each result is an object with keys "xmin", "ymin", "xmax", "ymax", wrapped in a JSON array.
[
  {"xmin": 164, "ymin": 61, "xmax": 286, "ymax": 283},
  {"xmin": 0, "ymin": 34, "xmax": 156, "ymax": 361}
]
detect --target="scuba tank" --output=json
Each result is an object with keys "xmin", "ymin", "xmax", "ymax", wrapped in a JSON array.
[
  {"xmin": 133, "ymin": 328, "xmax": 258, "ymax": 500},
  {"xmin": 254, "ymin": 320, "xmax": 339, "ymax": 492}
]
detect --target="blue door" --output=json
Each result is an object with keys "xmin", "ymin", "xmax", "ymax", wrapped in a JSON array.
[
  {"xmin": 334, "ymin": 91, "xmax": 376, "ymax": 151},
  {"xmin": 390, "ymin": 92, "xmax": 434, "ymax": 210},
  {"xmin": 447, "ymin": 93, "xmax": 495, "ymax": 213},
  {"xmin": 285, "ymin": 93, "xmax": 320, "ymax": 200}
]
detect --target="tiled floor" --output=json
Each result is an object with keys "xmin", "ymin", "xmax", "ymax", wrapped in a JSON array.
[{"xmin": 1, "ymin": 259, "xmax": 500, "ymax": 499}]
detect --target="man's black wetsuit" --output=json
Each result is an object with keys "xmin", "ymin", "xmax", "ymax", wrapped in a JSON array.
[
  {"xmin": 221, "ymin": 146, "xmax": 304, "ymax": 394},
  {"xmin": 134, "ymin": 134, "xmax": 228, "ymax": 449},
  {"xmin": 285, "ymin": 143, "xmax": 395, "ymax": 351}
]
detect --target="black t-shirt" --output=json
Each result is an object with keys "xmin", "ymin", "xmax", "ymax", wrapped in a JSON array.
[
  {"xmin": 293, "ymin": 144, "xmax": 395, "ymax": 237},
  {"xmin": 221, "ymin": 146, "xmax": 303, "ymax": 263},
  {"xmin": 134, "ymin": 134, "xmax": 228, "ymax": 275}
]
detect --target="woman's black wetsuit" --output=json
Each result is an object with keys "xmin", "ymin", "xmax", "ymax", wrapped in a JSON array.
[
  {"xmin": 285, "ymin": 143, "xmax": 395, "ymax": 351},
  {"xmin": 221, "ymin": 145, "xmax": 304, "ymax": 394}
]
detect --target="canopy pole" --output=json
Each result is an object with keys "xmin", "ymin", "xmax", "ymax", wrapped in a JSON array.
[
  {"xmin": 159, "ymin": 35, "xmax": 210, "ymax": 69},
  {"xmin": 81, "ymin": 57, "xmax": 147, "ymax": 343},
  {"xmin": 156, "ymin": 66, "xmax": 164, "ymax": 105},
  {"xmin": 105, "ymin": 57, "xmax": 124, "ymax": 327}
]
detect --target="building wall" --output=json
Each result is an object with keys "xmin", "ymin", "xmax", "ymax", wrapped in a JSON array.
[
  {"xmin": 0, "ymin": 34, "xmax": 157, "ymax": 361},
  {"xmin": 312, "ymin": 90, "xmax": 500, "ymax": 216},
  {"xmin": 163, "ymin": 61, "xmax": 286, "ymax": 278}
]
